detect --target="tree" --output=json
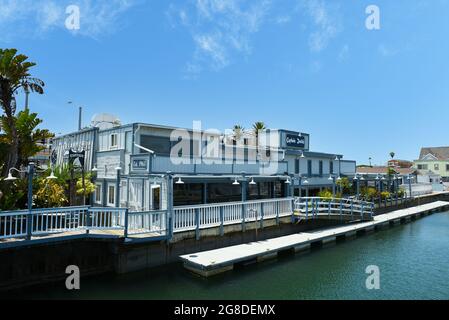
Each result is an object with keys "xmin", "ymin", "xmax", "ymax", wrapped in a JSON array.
[
  {"xmin": 0, "ymin": 49, "xmax": 44, "ymax": 176},
  {"xmin": 232, "ymin": 124, "xmax": 244, "ymax": 141},
  {"xmin": 0, "ymin": 109, "xmax": 53, "ymax": 169},
  {"xmin": 252, "ymin": 121, "xmax": 266, "ymax": 152},
  {"xmin": 76, "ymin": 173, "xmax": 96, "ymax": 198},
  {"xmin": 35, "ymin": 178, "xmax": 68, "ymax": 208}
]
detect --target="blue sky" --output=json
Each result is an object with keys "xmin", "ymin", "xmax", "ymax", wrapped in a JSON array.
[{"xmin": 1, "ymin": 0, "xmax": 449, "ymax": 165}]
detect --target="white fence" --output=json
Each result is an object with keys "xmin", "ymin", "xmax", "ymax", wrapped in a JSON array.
[
  {"xmin": 127, "ymin": 210, "xmax": 167, "ymax": 235},
  {"xmin": 0, "ymin": 207, "xmax": 138, "ymax": 241},
  {"xmin": 173, "ymin": 198, "xmax": 294, "ymax": 233},
  {"xmin": 294, "ymin": 197, "xmax": 374, "ymax": 221}
]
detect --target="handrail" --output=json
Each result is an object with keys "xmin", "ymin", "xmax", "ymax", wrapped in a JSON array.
[{"xmin": 174, "ymin": 197, "xmax": 295, "ymax": 210}]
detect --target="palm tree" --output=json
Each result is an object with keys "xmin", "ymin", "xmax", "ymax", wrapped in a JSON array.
[
  {"xmin": 0, "ymin": 49, "xmax": 44, "ymax": 175},
  {"xmin": 232, "ymin": 124, "xmax": 244, "ymax": 142},
  {"xmin": 252, "ymin": 121, "xmax": 266, "ymax": 152}
]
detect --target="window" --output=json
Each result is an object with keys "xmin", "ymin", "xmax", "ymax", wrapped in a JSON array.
[
  {"xmin": 140, "ymin": 135, "xmax": 171, "ymax": 155},
  {"xmin": 110, "ymin": 134, "xmax": 118, "ymax": 148},
  {"xmin": 307, "ymin": 160, "xmax": 312, "ymax": 176},
  {"xmin": 108, "ymin": 185, "xmax": 115, "ymax": 205},
  {"xmin": 319, "ymin": 160, "xmax": 323, "ymax": 176},
  {"xmin": 435, "ymin": 164, "xmax": 440, "ymax": 171},
  {"xmin": 95, "ymin": 184, "xmax": 102, "ymax": 203},
  {"xmin": 418, "ymin": 164, "xmax": 428, "ymax": 170},
  {"xmin": 243, "ymin": 138, "xmax": 249, "ymax": 145},
  {"xmin": 330, "ymin": 161, "xmax": 334, "ymax": 174},
  {"xmin": 295, "ymin": 159, "xmax": 300, "ymax": 174},
  {"xmin": 446, "ymin": 164, "xmax": 449, "ymax": 171}
]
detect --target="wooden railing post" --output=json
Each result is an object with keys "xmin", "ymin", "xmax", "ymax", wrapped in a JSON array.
[
  {"xmin": 350, "ymin": 199, "xmax": 354, "ymax": 221},
  {"xmin": 305, "ymin": 199, "xmax": 309, "ymax": 220},
  {"xmin": 242, "ymin": 203, "xmax": 246, "ymax": 232},
  {"xmin": 220, "ymin": 206, "xmax": 224, "ymax": 236},
  {"xmin": 361, "ymin": 203, "xmax": 365, "ymax": 220},
  {"xmin": 276, "ymin": 201, "xmax": 280, "ymax": 225},
  {"xmin": 195, "ymin": 208, "xmax": 200, "ymax": 241},
  {"xmin": 339, "ymin": 199, "xmax": 343, "ymax": 221},
  {"xmin": 124, "ymin": 208, "xmax": 129, "ymax": 238},
  {"xmin": 261, "ymin": 202, "xmax": 265, "ymax": 229},
  {"xmin": 86, "ymin": 207, "xmax": 91, "ymax": 235}
]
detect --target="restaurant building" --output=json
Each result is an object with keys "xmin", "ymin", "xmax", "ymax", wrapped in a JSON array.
[{"xmin": 51, "ymin": 119, "xmax": 356, "ymax": 211}]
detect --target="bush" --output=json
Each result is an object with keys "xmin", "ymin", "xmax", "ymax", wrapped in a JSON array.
[
  {"xmin": 380, "ymin": 191, "xmax": 391, "ymax": 200},
  {"xmin": 361, "ymin": 187, "xmax": 377, "ymax": 201},
  {"xmin": 318, "ymin": 189, "xmax": 333, "ymax": 201}
]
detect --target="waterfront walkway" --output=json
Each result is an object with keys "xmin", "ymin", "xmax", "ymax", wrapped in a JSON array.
[{"xmin": 180, "ymin": 200, "xmax": 449, "ymax": 277}]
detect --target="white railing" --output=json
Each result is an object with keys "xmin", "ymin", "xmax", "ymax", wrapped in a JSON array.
[
  {"xmin": 32, "ymin": 206, "xmax": 90, "ymax": 235},
  {"xmin": 294, "ymin": 197, "xmax": 374, "ymax": 221},
  {"xmin": 173, "ymin": 198, "xmax": 294, "ymax": 233},
  {"xmin": 89, "ymin": 207, "xmax": 126, "ymax": 230},
  {"xmin": 0, "ymin": 210, "xmax": 28, "ymax": 239},
  {"xmin": 0, "ymin": 206, "xmax": 137, "ymax": 241},
  {"xmin": 127, "ymin": 210, "xmax": 167, "ymax": 236}
]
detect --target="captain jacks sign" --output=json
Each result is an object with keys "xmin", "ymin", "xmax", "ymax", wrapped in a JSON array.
[{"xmin": 285, "ymin": 134, "xmax": 305, "ymax": 149}]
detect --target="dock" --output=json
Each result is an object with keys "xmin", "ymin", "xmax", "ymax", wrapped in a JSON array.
[{"xmin": 180, "ymin": 201, "xmax": 449, "ymax": 277}]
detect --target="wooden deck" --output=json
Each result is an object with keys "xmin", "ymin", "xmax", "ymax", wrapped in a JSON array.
[
  {"xmin": 180, "ymin": 201, "xmax": 449, "ymax": 277},
  {"xmin": 0, "ymin": 229, "xmax": 166, "ymax": 248}
]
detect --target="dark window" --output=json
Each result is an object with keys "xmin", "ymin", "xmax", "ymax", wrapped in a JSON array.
[
  {"xmin": 295, "ymin": 159, "xmax": 300, "ymax": 174},
  {"xmin": 319, "ymin": 160, "xmax": 323, "ymax": 176},
  {"xmin": 307, "ymin": 160, "xmax": 312, "ymax": 176},
  {"xmin": 330, "ymin": 161, "xmax": 334, "ymax": 174},
  {"xmin": 207, "ymin": 183, "xmax": 241, "ymax": 203},
  {"xmin": 140, "ymin": 135, "xmax": 171, "ymax": 155},
  {"xmin": 446, "ymin": 164, "xmax": 449, "ymax": 171},
  {"xmin": 173, "ymin": 183, "xmax": 203, "ymax": 206}
]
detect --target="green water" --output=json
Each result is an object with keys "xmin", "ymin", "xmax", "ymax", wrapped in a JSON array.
[{"xmin": 12, "ymin": 212, "xmax": 449, "ymax": 300}]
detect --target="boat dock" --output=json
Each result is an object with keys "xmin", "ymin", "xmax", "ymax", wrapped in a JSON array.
[{"xmin": 180, "ymin": 200, "xmax": 449, "ymax": 277}]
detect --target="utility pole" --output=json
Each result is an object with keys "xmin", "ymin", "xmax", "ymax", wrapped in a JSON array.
[
  {"xmin": 68, "ymin": 101, "xmax": 83, "ymax": 131},
  {"xmin": 78, "ymin": 106, "xmax": 82, "ymax": 131}
]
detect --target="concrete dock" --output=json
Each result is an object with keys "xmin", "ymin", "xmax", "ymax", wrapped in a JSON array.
[{"xmin": 180, "ymin": 201, "xmax": 449, "ymax": 277}]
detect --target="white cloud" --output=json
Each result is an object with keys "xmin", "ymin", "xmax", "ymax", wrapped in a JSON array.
[
  {"xmin": 299, "ymin": 0, "xmax": 342, "ymax": 53},
  {"xmin": 0, "ymin": 0, "xmax": 138, "ymax": 41},
  {"xmin": 167, "ymin": 0, "xmax": 272, "ymax": 72}
]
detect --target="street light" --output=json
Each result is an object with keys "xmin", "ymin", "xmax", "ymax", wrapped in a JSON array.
[
  {"xmin": 232, "ymin": 178, "xmax": 240, "ymax": 185},
  {"xmin": 175, "ymin": 177, "xmax": 185, "ymax": 184},
  {"xmin": 249, "ymin": 178, "xmax": 257, "ymax": 185},
  {"xmin": 4, "ymin": 163, "xmax": 57, "ymax": 240}
]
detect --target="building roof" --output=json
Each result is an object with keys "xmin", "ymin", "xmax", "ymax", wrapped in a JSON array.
[
  {"xmin": 356, "ymin": 166, "xmax": 415, "ymax": 175},
  {"xmin": 419, "ymin": 147, "xmax": 449, "ymax": 160}
]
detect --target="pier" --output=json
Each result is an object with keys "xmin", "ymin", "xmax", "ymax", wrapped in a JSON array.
[{"xmin": 180, "ymin": 200, "xmax": 449, "ymax": 277}]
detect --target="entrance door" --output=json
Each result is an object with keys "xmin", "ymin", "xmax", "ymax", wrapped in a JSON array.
[{"xmin": 151, "ymin": 185, "xmax": 161, "ymax": 210}]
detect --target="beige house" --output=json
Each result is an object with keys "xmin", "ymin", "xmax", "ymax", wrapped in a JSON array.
[{"xmin": 414, "ymin": 147, "xmax": 449, "ymax": 182}]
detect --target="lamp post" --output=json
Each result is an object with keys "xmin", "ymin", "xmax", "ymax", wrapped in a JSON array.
[
  {"xmin": 354, "ymin": 174, "xmax": 360, "ymax": 198},
  {"xmin": 407, "ymin": 175, "xmax": 413, "ymax": 199},
  {"xmin": 4, "ymin": 162, "xmax": 57, "ymax": 240},
  {"xmin": 303, "ymin": 176, "xmax": 309, "ymax": 197},
  {"xmin": 115, "ymin": 166, "xmax": 122, "ymax": 208},
  {"xmin": 328, "ymin": 174, "xmax": 336, "ymax": 197}
]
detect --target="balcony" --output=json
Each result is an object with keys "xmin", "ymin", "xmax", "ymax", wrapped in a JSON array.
[{"xmin": 130, "ymin": 154, "xmax": 288, "ymax": 176}]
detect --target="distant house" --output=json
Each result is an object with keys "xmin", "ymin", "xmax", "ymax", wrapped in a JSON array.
[
  {"xmin": 387, "ymin": 159, "xmax": 413, "ymax": 169},
  {"xmin": 356, "ymin": 166, "xmax": 416, "ymax": 185},
  {"xmin": 414, "ymin": 146, "xmax": 449, "ymax": 182}
]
